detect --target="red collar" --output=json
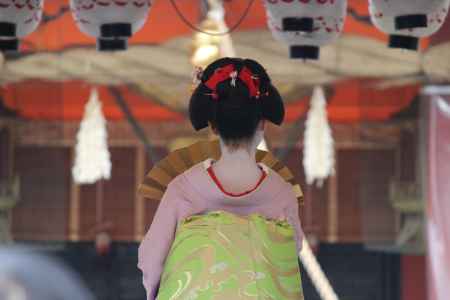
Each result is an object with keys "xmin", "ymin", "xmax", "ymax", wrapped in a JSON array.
[{"xmin": 207, "ymin": 165, "xmax": 267, "ymax": 197}]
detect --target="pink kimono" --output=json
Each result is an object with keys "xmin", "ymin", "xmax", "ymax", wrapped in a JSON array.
[{"xmin": 138, "ymin": 160, "xmax": 304, "ymax": 299}]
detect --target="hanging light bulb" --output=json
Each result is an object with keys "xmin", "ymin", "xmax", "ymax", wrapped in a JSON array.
[
  {"xmin": 264, "ymin": 0, "xmax": 347, "ymax": 60},
  {"xmin": 0, "ymin": 0, "xmax": 44, "ymax": 52},
  {"xmin": 190, "ymin": 17, "xmax": 222, "ymax": 68},
  {"xmin": 369, "ymin": 0, "xmax": 450, "ymax": 50},
  {"xmin": 303, "ymin": 86, "xmax": 335, "ymax": 187},
  {"xmin": 190, "ymin": 0, "xmax": 236, "ymax": 68},
  {"xmin": 70, "ymin": 0, "xmax": 152, "ymax": 51}
]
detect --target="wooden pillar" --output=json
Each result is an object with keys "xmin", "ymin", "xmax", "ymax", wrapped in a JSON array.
[
  {"xmin": 69, "ymin": 148, "xmax": 80, "ymax": 241},
  {"xmin": 303, "ymin": 185, "xmax": 314, "ymax": 232},
  {"xmin": 0, "ymin": 119, "xmax": 19, "ymax": 243},
  {"xmin": 134, "ymin": 145, "xmax": 146, "ymax": 241},
  {"xmin": 327, "ymin": 161, "xmax": 339, "ymax": 243},
  {"xmin": 0, "ymin": 119, "xmax": 15, "ymax": 180}
]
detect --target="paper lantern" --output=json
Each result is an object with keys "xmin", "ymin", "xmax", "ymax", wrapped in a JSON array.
[
  {"xmin": 264, "ymin": 0, "xmax": 347, "ymax": 60},
  {"xmin": 0, "ymin": 0, "xmax": 44, "ymax": 52},
  {"xmin": 369, "ymin": 0, "xmax": 450, "ymax": 50},
  {"xmin": 70, "ymin": 0, "xmax": 151, "ymax": 51}
]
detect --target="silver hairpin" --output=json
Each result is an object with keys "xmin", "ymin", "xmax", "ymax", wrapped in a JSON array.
[{"xmin": 230, "ymin": 71, "xmax": 238, "ymax": 87}]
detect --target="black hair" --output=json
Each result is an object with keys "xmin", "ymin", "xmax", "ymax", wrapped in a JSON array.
[{"xmin": 189, "ymin": 57, "xmax": 284, "ymax": 145}]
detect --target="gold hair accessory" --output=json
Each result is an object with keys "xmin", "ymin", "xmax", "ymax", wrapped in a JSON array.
[
  {"xmin": 190, "ymin": 66, "xmax": 204, "ymax": 92},
  {"xmin": 230, "ymin": 71, "xmax": 238, "ymax": 87}
]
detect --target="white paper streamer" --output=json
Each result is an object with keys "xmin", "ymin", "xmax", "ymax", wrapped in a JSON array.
[
  {"xmin": 72, "ymin": 88, "xmax": 111, "ymax": 184},
  {"xmin": 303, "ymin": 86, "xmax": 335, "ymax": 187}
]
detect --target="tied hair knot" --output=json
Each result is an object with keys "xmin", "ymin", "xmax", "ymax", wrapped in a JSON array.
[{"xmin": 203, "ymin": 64, "xmax": 264, "ymax": 101}]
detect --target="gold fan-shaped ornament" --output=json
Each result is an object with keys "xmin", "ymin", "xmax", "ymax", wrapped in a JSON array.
[{"xmin": 138, "ymin": 140, "xmax": 303, "ymax": 204}]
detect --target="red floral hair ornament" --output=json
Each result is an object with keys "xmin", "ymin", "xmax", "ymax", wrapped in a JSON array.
[
  {"xmin": 239, "ymin": 66, "xmax": 261, "ymax": 99},
  {"xmin": 204, "ymin": 64, "xmax": 263, "ymax": 100}
]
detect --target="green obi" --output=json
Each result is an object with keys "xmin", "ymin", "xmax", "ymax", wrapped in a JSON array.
[{"xmin": 157, "ymin": 211, "xmax": 303, "ymax": 300}]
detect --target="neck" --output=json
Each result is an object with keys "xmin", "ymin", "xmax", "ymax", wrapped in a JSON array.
[{"xmin": 217, "ymin": 139, "xmax": 257, "ymax": 167}]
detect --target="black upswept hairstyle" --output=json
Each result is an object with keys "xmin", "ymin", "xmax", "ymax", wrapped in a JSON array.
[{"xmin": 189, "ymin": 57, "xmax": 284, "ymax": 145}]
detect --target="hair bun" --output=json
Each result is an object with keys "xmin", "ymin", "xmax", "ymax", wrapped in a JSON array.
[
  {"xmin": 261, "ymin": 84, "xmax": 285, "ymax": 125},
  {"xmin": 189, "ymin": 57, "xmax": 285, "ymax": 131}
]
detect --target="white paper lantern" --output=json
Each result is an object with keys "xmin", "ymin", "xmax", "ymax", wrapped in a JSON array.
[
  {"xmin": 70, "ymin": 0, "xmax": 151, "ymax": 51},
  {"xmin": 264, "ymin": 0, "xmax": 347, "ymax": 60},
  {"xmin": 0, "ymin": 0, "xmax": 44, "ymax": 52},
  {"xmin": 369, "ymin": 0, "xmax": 450, "ymax": 50}
]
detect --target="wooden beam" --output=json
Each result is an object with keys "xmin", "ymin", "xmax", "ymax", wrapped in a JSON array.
[
  {"xmin": 16, "ymin": 117, "xmax": 413, "ymax": 154},
  {"xmin": 266, "ymin": 121, "xmax": 412, "ymax": 149},
  {"xmin": 15, "ymin": 119, "xmax": 413, "ymax": 149},
  {"xmin": 16, "ymin": 120, "xmax": 204, "ymax": 147}
]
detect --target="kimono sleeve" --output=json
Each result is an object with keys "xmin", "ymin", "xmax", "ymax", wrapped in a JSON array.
[
  {"xmin": 137, "ymin": 182, "xmax": 181, "ymax": 300},
  {"xmin": 282, "ymin": 187, "xmax": 305, "ymax": 253}
]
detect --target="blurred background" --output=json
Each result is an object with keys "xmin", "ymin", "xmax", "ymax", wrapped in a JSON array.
[{"xmin": 0, "ymin": 0, "xmax": 449, "ymax": 300}]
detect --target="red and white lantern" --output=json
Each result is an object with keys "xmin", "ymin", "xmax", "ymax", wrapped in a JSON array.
[
  {"xmin": 369, "ymin": 0, "xmax": 450, "ymax": 50},
  {"xmin": 70, "ymin": 0, "xmax": 151, "ymax": 51},
  {"xmin": 264, "ymin": 0, "xmax": 347, "ymax": 60},
  {"xmin": 0, "ymin": 0, "xmax": 44, "ymax": 52}
]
